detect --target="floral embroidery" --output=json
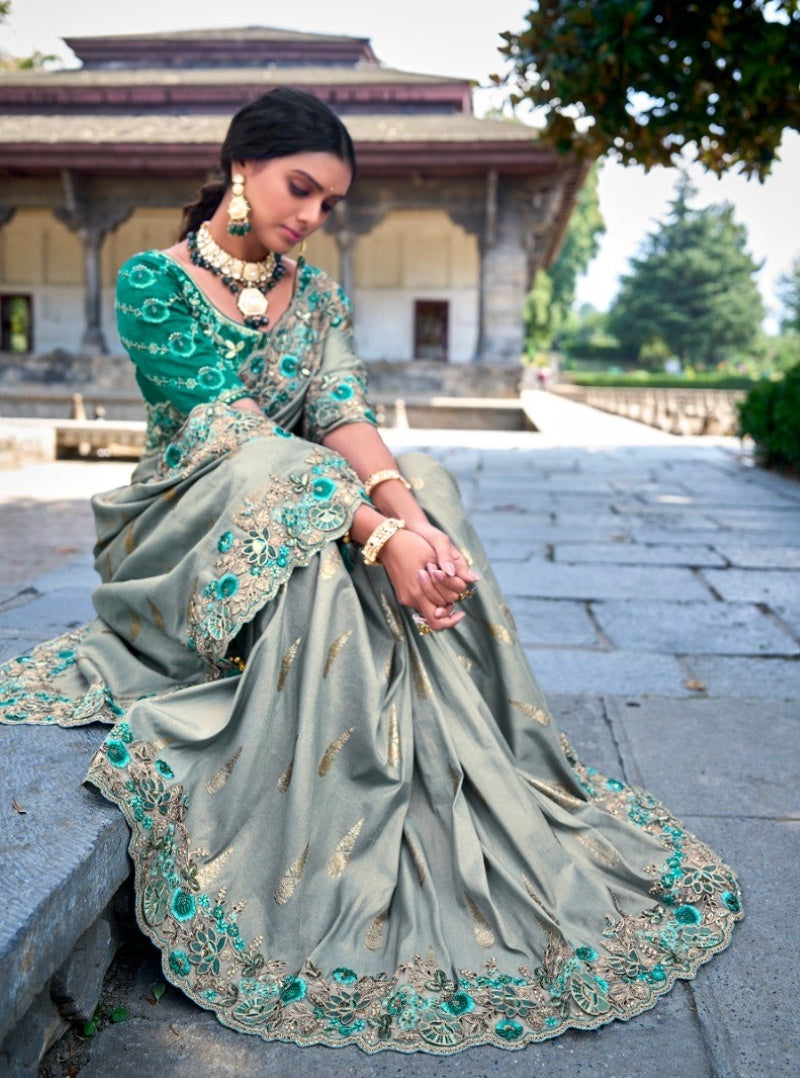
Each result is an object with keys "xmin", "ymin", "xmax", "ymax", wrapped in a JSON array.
[
  {"xmin": 186, "ymin": 447, "xmax": 365, "ymax": 661},
  {"xmin": 0, "ymin": 628, "xmax": 126, "ymax": 727},
  {"xmin": 86, "ymin": 723, "xmax": 742, "ymax": 1055}
]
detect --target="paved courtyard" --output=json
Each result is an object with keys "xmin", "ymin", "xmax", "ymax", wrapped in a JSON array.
[{"xmin": 1, "ymin": 396, "xmax": 798, "ymax": 1077}]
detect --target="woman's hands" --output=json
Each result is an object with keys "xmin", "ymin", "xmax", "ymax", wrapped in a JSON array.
[{"xmin": 378, "ymin": 527, "xmax": 478, "ymax": 632}]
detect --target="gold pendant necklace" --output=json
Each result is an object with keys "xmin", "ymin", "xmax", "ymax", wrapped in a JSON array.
[{"xmin": 188, "ymin": 223, "xmax": 285, "ymax": 328}]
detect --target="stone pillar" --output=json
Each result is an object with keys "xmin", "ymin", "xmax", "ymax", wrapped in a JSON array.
[
  {"xmin": 54, "ymin": 171, "xmax": 133, "ymax": 355},
  {"xmin": 330, "ymin": 203, "xmax": 355, "ymax": 306}
]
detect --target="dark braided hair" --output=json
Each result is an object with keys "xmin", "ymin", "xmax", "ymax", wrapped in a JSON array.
[{"xmin": 179, "ymin": 87, "xmax": 356, "ymax": 239}]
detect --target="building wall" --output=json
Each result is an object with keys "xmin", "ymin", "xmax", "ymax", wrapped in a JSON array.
[{"xmin": 352, "ymin": 210, "xmax": 478, "ymax": 362}]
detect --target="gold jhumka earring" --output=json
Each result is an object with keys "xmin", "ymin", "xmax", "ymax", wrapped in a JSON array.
[{"xmin": 227, "ymin": 173, "xmax": 251, "ymax": 237}]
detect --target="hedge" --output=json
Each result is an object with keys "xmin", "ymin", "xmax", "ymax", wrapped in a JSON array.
[{"xmin": 738, "ymin": 363, "xmax": 800, "ymax": 472}]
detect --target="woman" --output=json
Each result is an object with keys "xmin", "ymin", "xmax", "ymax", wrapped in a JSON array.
[{"xmin": 0, "ymin": 88, "xmax": 741, "ymax": 1054}]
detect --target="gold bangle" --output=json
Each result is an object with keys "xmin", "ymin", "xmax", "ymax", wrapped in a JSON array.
[
  {"xmin": 364, "ymin": 469, "xmax": 412, "ymax": 498},
  {"xmin": 362, "ymin": 517, "xmax": 406, "ymax": 566}
]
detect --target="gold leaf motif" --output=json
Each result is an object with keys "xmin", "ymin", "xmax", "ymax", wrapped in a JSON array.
[
  {"xmin": 196, "ymin": 846, "xmax": 234, "ymax": 889},
  {"xmin": 406, "ymin": 833, "xmax": 426, "ymax": 887},
  {"xmin": 318, "ymin": 726, "xmax": 355, "ymax": 777},
  {"xmin": 129, "ymin": 610, "xmax": 141, "ymax": 642},
  {"xmin": 124, "ymin": 520, "xmax": 137, "ymax": 554},
  {"xmin": 320, "ymin": 546, "xmax": 341, "ymax": 580},
  {"xmin": 277, "ymin": 637, "xmax": 302, "ymax": 691},
  {"xmin": 323, "ymin": 630, "xmax": 353, "ymax": 678},
  {"xmin": 327, "ymin": 818, "xmax": 364, "ymax": 878},
  {"xmin": 383, "ymin": 649, "xmax": 393, "ymax": 682},
  {"xmin": 380, "ymin": 591, "xmax": 405, "ymax": 641},
  {"xmin": 500, "ymin": 603, "xmax": 518, "ymax": 633},
  {"xmin": 161, "ymin": 487, "xmax": 178, "ymax": 502},
  {"xmin": 410, "ymin": 652, "xmax": 432, "ymax": 700},
  {"xmin": 485, "ymin": 621, "xmax": 513, "ymax": 645},
  {"xmin": 150, "ymin": 737, "xmax": 174, "ymax": 751},
  {"xmin": 577, "ymin": 832, "xmax": 620, "ymax": 868},
  {"xmin": 456, "ymin": 654, "xmax": 473, "ymax": 673},
  {"xmin": 465, "ymin": 893, "xmax": 495, "ymax": 948},
  {"xmin": 386, "ymin": 704, "xmax": 400, "ymax": 768},
  {"xmin": 365, "ymin": 909, "xmax": 388, "ymax": 951},
  {"xmin": 147, "ymin": 598, "xmax": 166, "ymax": 632},
  {"xmin": 276, "ymin": 760, "xmax": 293, "ymax": 792},
  {"xmin": 206, "ymin": 746, "xmax": 242, "ymax": 795},
  {"xmin": 508, "ymin": 698, "xmax": 550, "ymax": 726},
  {"xmin": 527, "ymin": 775, "xmax": 583, "ymax": 810},
  {"xmin": 523, "ymin": 874, "xmax": 560, "ymax": 925},
  {"xmin": 274, "ymin": 844, "xmax": 308, "ymax": 905}
]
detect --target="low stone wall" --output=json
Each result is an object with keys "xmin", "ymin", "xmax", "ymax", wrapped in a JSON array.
[{"xmin": 553, "ymin": 384, "xmax": 746, "ymax": 436}]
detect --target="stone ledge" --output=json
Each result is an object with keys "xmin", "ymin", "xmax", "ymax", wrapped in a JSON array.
[{"xmin": 0, "ymin": 720, "xmax": 131, "ymax": 1072}]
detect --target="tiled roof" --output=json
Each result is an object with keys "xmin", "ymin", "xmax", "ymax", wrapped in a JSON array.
[
  {"xmin": 0, "ymin": 113, "xmax": 539, "ymax": 146},
  {"xmin": 66, "ymin": 26, "xmax": 371, "ymax": 45},
  {"xmin": 0, "ymin": 65, "xmax": 466, "ymax": 88}
]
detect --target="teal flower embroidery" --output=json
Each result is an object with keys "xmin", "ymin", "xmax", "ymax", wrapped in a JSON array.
[
  {"xmin": 648, "ymin": 964, "xmax": 667, "ymax": 983},
  {"xmin": 722, "ymin": 890, "xmax": 741, "ymax": 913},
  {"xmin": 279, "ymin": 354, "xmax": 298, "ymax": 377},
  {"xmin": 242, "ymin": 529, "xmax": 276, "ymax": 567},
  {"xmin": 332, "ymin": 968, "xmax": 357, "ymax": 985},
  {"xmin": 332, "ymin": 382, "xmax": 354, "ymax": 401},
  {"xmin": 249, "ymin": 356, "xmax": 265, "ymax": 374},
  {"xmin": 168, "ymin": 331, "xmax": 196, "ymax": 358},
  {"xmin": 273, "ymin": 425, "xmax": 292, "ymax": 438},
  {"xmin": 141, "ymin": 297, "xmax": 169, "ymax": 323},
  {"xmin": 155, "ymin": 759, "xmax": 174, "ymax": 779},
  {"xmin": 280, "ymin": 976, "xmax": 307, "ymax": 1003},
  {"xmin": 311, "ymin": 477, "xmax": 336, "ymax": 501},
  {"xmin": 164, "ymin": 444, "xmax": 182, "ymax": 469},
  {"xmin": 575, "ymin": 947, "xmax": 598, "ymax": 962},
  {"xmin": 442, "ymin": 991, "xmax": 474, "ymax": 1016},
  {"xmin": 544, "ymin": 1015, "xmax": 561, "ymax": 1029},
  {"xmin": 495, "ymin": 1018, "xmax": 524, "ymax": 1041},
  {"xmin": 605, "ymin": 778, "xmax": 625, "ymax": 792},
  {"xmin": 169, "ymin": 950, "xmax": 191, "ymax": 976},
  {"xmin": 170, "ymin": 888, "xmax": 196, "ymax": 923},
  {"xmin": 217, "ymin": 531, "xmax": 234, "ymax": 553},
  {"xmin": 105, "ymin": 738, "xmax": 130, "ymax": 769},
  {"xmin": 128, "ymin": 264, "xmax": 156, "ymax": 289},
  {"xmin": 674, "ymin": 904, "xmax": 702, "ymax": 926},
  {"xmin": 198, "ymin": 366, "xmax": 224, "ymax": 390},
  {"xmin": 216, "ymin": 574, "xmax": 239, "ymax": 599}
]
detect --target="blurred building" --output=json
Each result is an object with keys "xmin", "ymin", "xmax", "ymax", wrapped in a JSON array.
[{"xmin": 0, "ymin": 27, "xmax": 584, "ymax": 364}]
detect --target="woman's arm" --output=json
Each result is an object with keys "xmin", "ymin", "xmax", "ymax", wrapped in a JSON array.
[{"xmin": 323, "ymin": 422, "xmax": 479, "ymax": 631}]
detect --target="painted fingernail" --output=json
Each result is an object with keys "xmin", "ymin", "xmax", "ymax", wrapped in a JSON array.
[
  {"xmin": 444, "ymin": 561, "xmax": 456, "ymax": 576},
  {"xmin": 417, "ymin": 569, "xmax": 428, "ymax": 582},
  {"xmin": 434, "ymin": 607, "xmax": 446, "ymax": 618}
]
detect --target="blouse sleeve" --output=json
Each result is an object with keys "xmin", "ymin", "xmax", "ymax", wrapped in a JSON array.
[
  {"xmin": 115, "ymin": 252, "xmax": 252, "ymax": 415},
  {"xmin": 301, "ymin": 288, "xmax": 378, "ymax": 444}
]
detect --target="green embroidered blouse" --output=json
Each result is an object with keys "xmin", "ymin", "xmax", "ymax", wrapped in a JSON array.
[{"xmin": 115, "ymin": 251, "xmax": 377, "ymax": 449}]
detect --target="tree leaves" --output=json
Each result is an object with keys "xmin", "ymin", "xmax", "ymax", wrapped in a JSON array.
[{"xmin": 500, "ymin": 3, "xmax": 800, "ymax": 179}]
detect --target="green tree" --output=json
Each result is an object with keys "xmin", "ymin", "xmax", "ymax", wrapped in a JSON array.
[
  {"xmin": 607, "ymin": 175, "xmax": 764, "ymax": 366},
  {"xmin": 523, "ymin": 163, "xmax": 605, "ymax": 354},
  {"xmin": 777, "ymin": 257, "xmax": 800, "ymax": 333},
  {"xmin": 499, "ymin": 2, "xmax": 800, "ymax": 180},
  {"xmin": 0, "ymin": 1, "xmax": 57, "ymax": 69}
]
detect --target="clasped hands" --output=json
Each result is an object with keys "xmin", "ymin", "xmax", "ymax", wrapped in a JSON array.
[{"xmin": 378, "ymin": 521, "xmax": 480, "ymax": 632}]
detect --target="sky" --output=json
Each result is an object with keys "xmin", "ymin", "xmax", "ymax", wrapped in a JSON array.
[{"xmin": 2, "ymin": 0, "xmax": 798, "ymax": 330}]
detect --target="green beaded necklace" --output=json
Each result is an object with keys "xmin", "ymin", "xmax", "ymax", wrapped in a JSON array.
[{"xmin": 187, "ymin": 223, "xmax": 286, "ymax": 329}]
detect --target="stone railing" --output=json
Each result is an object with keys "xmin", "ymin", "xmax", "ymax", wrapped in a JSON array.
[{"xmin": 553, "ymin": 384, "xmax": 746, "ymax": 436}]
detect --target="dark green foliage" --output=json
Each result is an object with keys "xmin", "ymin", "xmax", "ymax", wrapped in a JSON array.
[
  {"xmin": 500, "ymin": 2, "xmax": 800, "ymax": 179},
  {"xmin": 568, "ymin": 370, "xmax": 756, "ymax": 389},
  {"xmin": 607, "ymin": 176, "xmax": 764, "ymax": 366},
  {"xmin": 777, "ymin": 259, "xmax": 800, "ymax": 334},
  {"xmin": 738, "ymin": 363, "xmax": 800, "ymax": 470}
]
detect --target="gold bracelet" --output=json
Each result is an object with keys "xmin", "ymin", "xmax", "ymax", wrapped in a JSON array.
[
  {"xmin": 362, "ymin": 517, "xmax": 406, "ymax": 566},
  {"xmin": 364, "ymin": 469, "xmax": 412, "ymax": 498}
]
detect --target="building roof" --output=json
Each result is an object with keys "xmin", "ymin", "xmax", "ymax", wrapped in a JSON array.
[{"xmin": 64, "ymin": 26, "xmax": 378, "ymax": 68}]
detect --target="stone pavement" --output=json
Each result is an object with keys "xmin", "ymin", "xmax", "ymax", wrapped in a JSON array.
[{"xmin": 0, "ymin": 394, "xmax": 798, "ymax": 1077}]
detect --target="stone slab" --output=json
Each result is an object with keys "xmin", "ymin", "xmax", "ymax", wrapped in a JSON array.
[
  {"xmin": 700, "ymin": 569, "xmax": 799, "ymax": 606},
  {"xmin": 681, "ymin": 656, "xmax": 800, "ymax": 702},
  {"xmin": 0, "ymin": 723, "xmax": 130, "ymax": 1041},
  {"xmin": 713, "ymin": 545, "xmax": 800, "ymax": 569},
  {"xmin": 554, "ymin": 543, "xmax": 726, "ymax": 567},
  {"xmin": 681, "ymin": 816, "xmax": 800, "ymax": 1078},
  {"xmin": 544, "ymin": 693, "xmax": 622, "ymax": 779},
  {"xmin": 773, "ymin": 604, "xmax": 800, "ymax": 638},
  {"xmin": 0, "ymin": 587, "xmax": 95, "ymax": 637},
  {"xmin": 525, "ymin": 648, "xmax": 690, "ymax": 697},
  {"xmin": 495, "ymin": 562, "xmax": 711, "ymax": 601},
  {"xmin": 509, "ymin": 599, "xmax": 597, "ymax": 647},
  {"xmin": 591, "ymin": 600, "xmax": 799, "ymax": 656},
  {"xmin": 603, "ymin": 696, "xmax": 800, "ymax": 819},
  {"xmin": 702, "ymin": 509, "xmax": 800, "ymax": 534}
]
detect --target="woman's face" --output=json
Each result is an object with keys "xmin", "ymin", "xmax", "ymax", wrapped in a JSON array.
[{"xmin": 237, "ymin": 152, "xmax": 352, "ymax": 255}]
